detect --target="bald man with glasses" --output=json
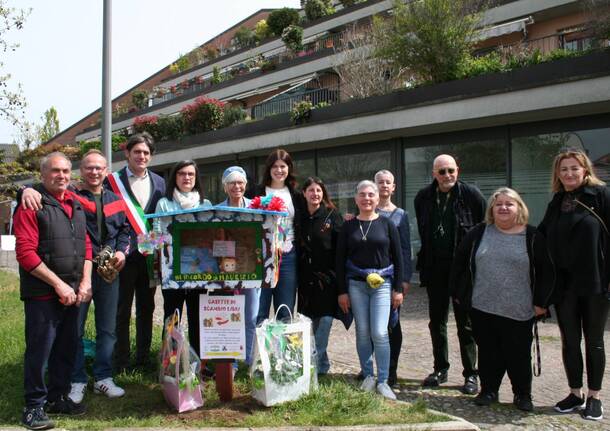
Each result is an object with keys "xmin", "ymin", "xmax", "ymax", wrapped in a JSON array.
[{"xmin": 414, "ymin": 154, "xmax": 486, "ymax": 395}]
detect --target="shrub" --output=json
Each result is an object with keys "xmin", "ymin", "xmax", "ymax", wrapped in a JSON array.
[
  {"xmin": 170, "ymin": 54, "xmax": 190, "ymax": 74},
  {"xmin": 204, "ymin": 46, "xmax": 218, "ymax": 60},
  {"xmin": 181, "ymin": 97, "xmax": 225, "ymax": 135},
  {"xmin": 133, "ymin": 115, "xmax": 159, "ymax": 138},
  {"xmin": 305, "ymin": 0, "xmax": 335, "ymax": 21},
  {"xmin": 458, "ymin": 52, "xmax": 504, "ymax": 78},
  {"xmin": 79, "ymin": 134, "xmax": 126, "ymax": 156},
  {"xmin": 211, "ymin": 66, "xmax": 224, "ymax": 85},
  {"xmin": 233, "ymin": 26, "xmax": 256, "ymax": 49},
  {"xmin": 267, "ymin": 8, "xmax": 300, "ymax": 36},
  {"xmin": 223, "ymin": 105, "xmax": 248, "ymax": 127},
  {"xmin": 156, "ymin": 115, "xmax": 184, "ymax": 141},
  {"xmin": 339, "ymin": 0, "xmax": 362, "ymax": 7},
  {"xmin": 282, "ymin": 24, "xmax": 304, "ymax": 53},
  {"xmin": 255, "ymin": 19, "xmax": 271, "ymax": 41},
  {"xmin": 290, "ymin": 100, "xmax": 314, "ymax": 123},
  {"xmin": 131, "ymin": 90, "xmax": 148, "ymax": 110}
]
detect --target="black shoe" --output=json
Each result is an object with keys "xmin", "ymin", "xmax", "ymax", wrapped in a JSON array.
[
  {"xmin": 514, "ymin": 394, "xmax": 534, "ymax": 412},
  {"xmin": 388, "ymin": 369, "xmax": 398, "ymax": 387},
  {"xmin": 554, "ymin": 393, "xmax": 586, "ymax": 413},
  {"xmin": 422, "ymin": 370, "xmax": 448, "ymax": 387},
  {"xmin": 22, "ymin": 407, "xmax": 54, "ymax": 430},
  {"xmin": 45, "ymin": 395, "xmax": 86, "ymax": 416},
  {"xmin": 582, "ymin": 397, "xmax": 603, "ymax": 421},
  {"xmin": 474, "ymin": 391, "xmax": 498, "ymax": 406},
  {"xmin": 462, "ymin": 375, "xmax": 479, "ymax": 395}
]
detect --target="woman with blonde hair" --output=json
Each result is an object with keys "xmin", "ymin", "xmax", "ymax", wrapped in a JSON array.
[
  {"xmin": 450, "ymin": 187, "xmax": 552, "ymax": 411},
  {"xmin": 538, "ymin": 150, "xmax": 610, "ymax": 421}
]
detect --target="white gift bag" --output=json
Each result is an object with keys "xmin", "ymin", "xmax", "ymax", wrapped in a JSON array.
[{"xmin": 250, "ymin": 305, "xmax": 318, "ymax": 406}]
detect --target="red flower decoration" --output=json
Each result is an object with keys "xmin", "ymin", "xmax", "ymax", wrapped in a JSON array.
[
  {"xmin": 267, "ymin": 196, "xmax": 286, "ymax": 212},
  {"xmin": 249, "ymin": 196, "xmax": 262, "ymax": 209}
]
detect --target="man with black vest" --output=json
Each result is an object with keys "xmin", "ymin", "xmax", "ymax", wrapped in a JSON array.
[
  {"xmin": 14, "ymin": 152, "xmax": 93, "ymax": 430},
  {"xmin": 414, "ymin": 154, "xmax": 486, "ymax": 395}
]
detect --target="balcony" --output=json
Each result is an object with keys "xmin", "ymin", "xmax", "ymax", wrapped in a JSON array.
[
  {"xmin": 149, "ymin": 32, "xmax": 345, "ymax": 108},
  {"xmin": 252, "ymin": 83, "xmax": 341, "ymax": 119}
]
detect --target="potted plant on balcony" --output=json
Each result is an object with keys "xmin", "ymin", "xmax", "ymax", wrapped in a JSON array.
[
  {"xmin": 290, "ymin": 100, "xmax": 313, "ymax": 124},
  {"xmin": 282, "ymin": 24, "xmax": 304, "ymax": 55}
]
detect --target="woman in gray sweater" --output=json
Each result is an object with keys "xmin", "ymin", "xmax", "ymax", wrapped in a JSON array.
[{"xmin": 450, "ymin": 187, "xmax": 552, "ymax": 412}]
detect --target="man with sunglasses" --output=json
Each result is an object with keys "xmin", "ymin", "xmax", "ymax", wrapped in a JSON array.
[{"xmin": 414, "ymin": 154, "xmax": 486, "ymax": 395}]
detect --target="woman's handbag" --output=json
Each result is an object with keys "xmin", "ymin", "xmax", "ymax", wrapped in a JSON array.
[{"xmin": 159, "ymin": 309, "xmax": 203, "ymax": 412}]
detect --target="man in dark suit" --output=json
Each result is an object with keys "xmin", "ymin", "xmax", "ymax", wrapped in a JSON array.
[{"xmin": 106, "ymin": 132, "xmax": 165, "ymax": 370}]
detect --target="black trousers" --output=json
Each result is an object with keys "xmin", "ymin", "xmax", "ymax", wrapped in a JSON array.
[
  {"xmin": 555, "ymin": 290, "xmax": 609, "ymax": 391},
  {"xmin": 389, "ymin": 310, "xmax": 402, "ymax": 377},
  {"xmin": 471, "ymin": 308, "xmax": 533, "ymax": 396},
  {"xmin": 23, "ymin": 299, "xmax": 78, "ymax": 408},
  {"xmin": 115, "ymin": 253, "xmax": 156, "ymax": 369},
  {"xmin": 162, "ymin": 289, "xmax": 201, "ymax": 357},
  {"xmin": 426, "ymin": 259, "xmax": 477, "ymax": 377}
]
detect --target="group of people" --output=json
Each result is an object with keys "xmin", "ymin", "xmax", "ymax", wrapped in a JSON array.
[{"xmin": 13, "ymin": 133, "xmax": 609, "ymax": 430}]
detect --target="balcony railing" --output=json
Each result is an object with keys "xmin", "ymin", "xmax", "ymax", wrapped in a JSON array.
[
  {"xmin": 149, "ymin": 32, "xmax": 345, "ymax": 108},
  {"xmin": 252, "ymin": 84, "xmax": 341, "ymax": 120}
]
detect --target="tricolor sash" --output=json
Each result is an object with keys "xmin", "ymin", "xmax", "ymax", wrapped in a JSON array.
[{"xmin": 107, "ymin": 171, "xmax": 151, "ymax": 235}]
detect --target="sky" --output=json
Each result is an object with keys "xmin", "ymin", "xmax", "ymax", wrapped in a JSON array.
[{"xmin": 0, "ymin": 0, "xmax": 300, "ymax": 144}]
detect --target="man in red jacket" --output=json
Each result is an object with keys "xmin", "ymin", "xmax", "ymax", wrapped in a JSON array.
[{"xmin": 14, "ymin": 152, "xmax": 92, "ymax": 430}]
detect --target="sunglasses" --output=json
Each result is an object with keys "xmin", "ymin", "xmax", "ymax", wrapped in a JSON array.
[{"xmin": 436, "ymin": 168, "xmax": 456, "ymax": 175}]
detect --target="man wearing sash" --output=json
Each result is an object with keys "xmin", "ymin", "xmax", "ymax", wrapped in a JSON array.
[
  {"xmin": 414, "ymin": 154, "xmax": 485, "ymax": 394},
  {"xmin": 107, "ymin": 133, "xmax": 165, "ymax": 371}
]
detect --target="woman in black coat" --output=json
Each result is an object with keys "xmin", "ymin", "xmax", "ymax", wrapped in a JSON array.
[
  {"xmin": 450, "ymin": 187, "xmax": 552, "ymax": 412},
  {"xmin": 297, "ymin": 177, "xmax": 343, "ymax": 375},
  {"xmin": 538, "ymin": 149, "xmax": 610, "ymax": 421}
]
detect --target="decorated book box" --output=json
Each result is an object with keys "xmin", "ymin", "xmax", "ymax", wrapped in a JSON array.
[{"xmin": 140, "ymin": 205, "xmax": 288, "ymax": 291}]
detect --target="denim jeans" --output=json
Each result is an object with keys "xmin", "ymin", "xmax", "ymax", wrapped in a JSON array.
[
  {"xmin": 348, "ymin": 279, "xmax": 391, "ymax": 383},
  {"xmin": 257, "ymin": 248, "xmax": 297, "ymax": 323},
  {"xmin": 244, "ymin": 287, "xmax": 261, "ymax": 365},
  {"xmin": 72, "ymin": 273, "xmax": 119, "ymax": 383},
  {"xmin": 313, "ymin": 316, "xmax": 333, "ymax": 374}
]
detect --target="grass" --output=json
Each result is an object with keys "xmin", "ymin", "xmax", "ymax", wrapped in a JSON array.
[{"xmin": 0, "ymin": 269, "xmax": 448, "ymax": 429}]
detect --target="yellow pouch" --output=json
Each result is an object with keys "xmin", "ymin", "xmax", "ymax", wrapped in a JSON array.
[{"xmin": 366, "ymin": 273, "xmax": 384, "ymax": 289}]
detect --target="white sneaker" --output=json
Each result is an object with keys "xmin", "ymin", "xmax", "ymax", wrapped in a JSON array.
[
  {"xmin": 360, "ymin": 375, "xmax": 376, "ymax": 392},
  {"xmin": 94, "ymin": 378, "xmax": 125, "ymax": 398},
  {"xmin": 377, "ymin": 382, "xmax": 397, "ymax": 400},
  {"xmin": 68, "ymin": 382, "xmax": 87, "ymax": 404}
]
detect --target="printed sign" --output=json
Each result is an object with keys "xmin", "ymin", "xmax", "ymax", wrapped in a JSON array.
[
  {"xmin": 212, "ymin": 240, "xmax": 236, "ymax": 257},
  {"xmin": 200, "ymin": 294, "xmax": 246, "ymax": 360}
]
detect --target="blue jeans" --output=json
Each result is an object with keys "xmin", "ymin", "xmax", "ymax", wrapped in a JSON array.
[
  {"xmin": 313, "ymin": 316, "xmax": 333, "ymax": 374},
  {"xmin": 244, "ymin": 287, "xmax": 261, "ymax": 365},
  {"xmin": 348, "ymin": 279, "xmax": 391, "ymax": 383},
  {"xmin": 257, "ymin": 248, "xmax": 297, "ymax": 323},
  {"xmin": 72, "ymin": 273, "xmax": 119, "ymax": 383}
]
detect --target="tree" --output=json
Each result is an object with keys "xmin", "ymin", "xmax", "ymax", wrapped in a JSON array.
[
  {"xmin": 267, "ymin": 8, "xmax": 300, "ymax": 37},
  {"xmin": 305, "ymin": 0, "xmax": 335, "ymax": 21},
  {"xmin": 36, "ymin": 106, "xmax": 60, "ymax": 144},
  {"xmin": 334, "ymin": 24, "xmax": 407, "ymax": 99},
  {"xmin": 374, "ymin": 0, "xmax": 483, "ymax": 84},
  {"xmin": 0, "ymin": 1, "xmax": 31, "ymax": 127},
  {"xmin": 233, "ymin": 26, "xmax": 256, "ymax": 49},
  {"xmin": 584, "ymin": 0, "xmax": 610, "ymax": 44}
]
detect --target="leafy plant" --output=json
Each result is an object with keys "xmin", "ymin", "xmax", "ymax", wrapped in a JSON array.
[
  {"xmin": 339, "ymin": 0, "xmax": 362, "ymax": 7},
  {"xmin": 305, "ymin": 0, "xmax": 335, "ymax": 21},
  {"xmin": 374, "ymin": 0, "xmax": 482, "ymax": 84},
  {"xmin": 211, "ymin": 66, "xmax": 224, "ymax": 85},
  {"xmin": 314, "ymin": 101, "xmax": 331, "ymax": 109},
  {"xmin": 282, "ymin": 24, "xmax": 304, "ymax": 53},
  {"xmin": 181, "ymin": 97, "xmax": 225, "ymax": 135},
  {"xmin": 78, "ymin": 134, "xmax": 127, "ymax": 156},
  {"xmin": 131, "ymin": 90, "xmax": 148, "ymax": 110},
  {"xmin": 290, "ymin": 100, "xmax": 314, "ymax": 123},
  {"xmin": 267, "ymin": 7, "xmax": 300, "ymax": 37},
  {"xmin": 222, "ymin": 105, "xmax": 248, "ymax": 127},
  {"xmin": 204, "ymin": 45, "xmax": 218, "ymax": 60},
  {"xmin": 255, "ymin": 19, "xmax": 271, "ymax": 41},
  {"xmin": 169, "ymin": 54, "xmax": 190, "ymax": 74},
  {"xmin": 233, "ymin": 26, "xmax": 256, "ymax": 49}
]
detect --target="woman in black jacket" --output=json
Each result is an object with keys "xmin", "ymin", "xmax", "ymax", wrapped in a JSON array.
[
  {"xmin": 248, "ymin": 149, "xmax": 305, "ymax": 323},
  {"xmin": 450, "ymin": 187, "xmax": 551, "ymax": 412},
  {"xmin": 538, "ymin": 150, "xmax": 610, "ymax": 421},
  {"xmin": 297, "ymin": 177, "xmax": 343, "ymax": 375}
]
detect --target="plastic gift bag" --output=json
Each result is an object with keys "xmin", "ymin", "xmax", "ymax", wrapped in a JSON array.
[
  {"xmin": 250, "ymin": 304, "xmax": 318, "ymax": 406},
  {"xmin": 159, "ymin": 310, "xmax": 203, "ymax": 412}
]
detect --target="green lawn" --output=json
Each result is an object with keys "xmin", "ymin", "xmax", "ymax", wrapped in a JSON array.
[{"xmin": 0, "ymin": 270, "xmax": 447, "ymax": 429}]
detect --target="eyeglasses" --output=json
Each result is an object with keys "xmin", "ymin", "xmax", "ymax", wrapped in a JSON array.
[
  {"xmin": 436, "ymin": 168, "xmax": 456, "ymax": 175},
  {"xmin": 177, "ymin": 172, "xmax": 195, "ymax": 177}
]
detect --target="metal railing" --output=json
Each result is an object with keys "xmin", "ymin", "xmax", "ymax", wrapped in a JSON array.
[{"xmin": 252, "ymin": 84, "xmax": 341, "ymax": 120}]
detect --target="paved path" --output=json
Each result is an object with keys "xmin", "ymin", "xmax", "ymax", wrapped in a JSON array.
[{"xmin": 325, "ymin": 285, "xmax": 610, "ymax": 430}]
